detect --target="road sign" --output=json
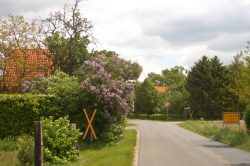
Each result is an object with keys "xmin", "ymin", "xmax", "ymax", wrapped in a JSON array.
[
  {"xmin": 223, "ymin": 112, "xmax": 240, "ymax": 130},
  {"xmin": 223, "ymin": 112, "xmax": 240, "ymax": 124},
  {"xmin": 83, "ymin": 109, "xmax": 97, "ymax": 141}
]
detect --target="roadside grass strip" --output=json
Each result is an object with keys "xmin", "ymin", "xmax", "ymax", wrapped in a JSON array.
[
  {"xmin": 0, "ymin": 129, "xmax": 137, "ymax": 166},
  {"xmin": 69, "ymin": 129, "xmax": 137, "ymax": 166},
  {"xmin": 126, "ymin": 123, "xmax": 137, "ymax": 127},
  {"xmin": 0, "ymin": 151, "xmax": 18, "ymax": 166},
  {"xmin": 179, "ymin": 121, "xmax": 250, "ymax": 152}
]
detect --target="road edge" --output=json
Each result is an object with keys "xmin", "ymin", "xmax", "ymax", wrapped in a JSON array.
[{"xmin": 133, "ymin": 129, "xmax": 140, "ymax": 166}]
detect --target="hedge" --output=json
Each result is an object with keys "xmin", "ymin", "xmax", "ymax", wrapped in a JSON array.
[
  {"xmin": 128, "ymin": 113, "xmax": 168, "ymax": 121},
  {"xmin": 0, "ymin": 94, "xmax": 63, "ymax": 138}
]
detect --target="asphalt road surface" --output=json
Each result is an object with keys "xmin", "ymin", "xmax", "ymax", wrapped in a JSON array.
[{"xmin": 129, "ymin": 120, "xmax": 250, "ymax": 166}]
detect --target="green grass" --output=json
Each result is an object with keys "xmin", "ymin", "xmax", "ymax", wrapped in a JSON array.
[
  {"xmin": 179, "ymin": 121, "xmax": 250, "ymax": 152},
  {"xmin": 68, "ymin": 129, "xmax": 137, "ymax": 166},
  {"xmin": 0, "ymin": 130, "xmax": 137, "ymax": 166},
  {"xmin": 0, "ymin": 151, "xmax": 19, "ymax": 166},
  {"xmin": 0, "ymin": 137, "xmax": 18, "ymax": 152},
  {"xmin": 0, "ymin": 137, "xmax": 19, "ymax": 166},
  {"xmin": 126, "ymin": 123, "xmax": 136, "ymax": 127}
]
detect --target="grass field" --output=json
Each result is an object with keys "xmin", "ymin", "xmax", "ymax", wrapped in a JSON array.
[
  {"xmin": 69, "ymin": 129, "xmax": 137, "ymax": 166},
  {"xmin": 179, "ymin": 121, "xmax": 250, "ymax": 152}
]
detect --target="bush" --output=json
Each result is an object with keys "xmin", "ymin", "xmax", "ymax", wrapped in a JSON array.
[
  {"xmin": 17, "ymin": 135, "xmax": 34, "ymax": 166},
  {"xmin": 43, "ymin": 116, "xmax": 81, "ymax": 165},
  {"xmin": 148, "ymin": 114, "xmax": 168, "ymax": 121},
  {"xmin": 22, "ymin": 71, "xmax": 85, "ymax": 128},
  {"xmin": 138, "ymin": 114, "xmax": 148, "ymax": 120},
  {"xmin": 127, "ymin": 113, "xmax": 138, "ymax": 119},
  {"xmin": 244, "ymin": 104, "xmax": 250, "ymax": 131},
  {"xmin": 0, "ymin": 137, "xmax": 18, "ymax": 151},
  {"xmin": 80, "ymin": 55, "xmax": 134, "ymax": 143},
  {"xmin": 0, "ymin": 94, "xmax": 62, "ymax": 138}
]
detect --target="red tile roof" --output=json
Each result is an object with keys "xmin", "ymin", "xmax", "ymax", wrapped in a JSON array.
[
  {"xmin": 4, "ymin": 49, "xmax": 52, "ymax": 87},
  {"xmin": 155, "ymin": 86, "xmax": 169, "ymax": 93}
]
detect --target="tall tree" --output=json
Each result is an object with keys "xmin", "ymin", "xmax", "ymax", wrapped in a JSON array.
[
  {"xmin": 227, "ymin": 43, "xmax": 250, "ymax": 106},
  {"xmin": 226, "ymin": 54, "xmax": 246, "ymax": 114},
  {"xmin": 186, "ymin": 56, "xmax": 228, "ymax": 119},
  {"xmin": 42, "ymin": 0, "xmax": 93, "ymax": 75}
]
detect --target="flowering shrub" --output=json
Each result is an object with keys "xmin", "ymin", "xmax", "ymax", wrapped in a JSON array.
[
  {"xmin": 80, "ymin": 55, "xmax": 134, "ymax": 142},
  {"xmin": 43, "ymin": 116, "xmax": 81, "ymax": 165}
]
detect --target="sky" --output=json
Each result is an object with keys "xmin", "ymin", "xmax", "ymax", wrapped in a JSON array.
[{"xmin": 1, "ymin": 0, "xmax": 250, "ymax": 80}]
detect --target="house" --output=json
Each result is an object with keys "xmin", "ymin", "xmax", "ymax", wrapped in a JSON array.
[{"xmin": 1, "ymin": 49, "xmax": 52, "ymax": 90}]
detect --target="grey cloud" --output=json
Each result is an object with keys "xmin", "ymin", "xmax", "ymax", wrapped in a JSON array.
[
  {"xmin": 208, "ymin": 33, "xmax": 250, "ymax": 52},
  {"xmin": 0, "ymin": 0, "xmax": 67, "ymax": 17},
  {"xmin": 139, "ymin": 1, "xmax": 250, "ymax": 48}
]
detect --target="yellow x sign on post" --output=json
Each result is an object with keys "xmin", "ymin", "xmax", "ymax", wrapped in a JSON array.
[{"xmin": 83, "ymin": 109, "xmax": 97, "ymax": 140}]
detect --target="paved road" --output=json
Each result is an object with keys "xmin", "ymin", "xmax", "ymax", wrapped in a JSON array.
[{"xmin": 130, "ymin": 120, "xmax": 250, "ymax": 166}]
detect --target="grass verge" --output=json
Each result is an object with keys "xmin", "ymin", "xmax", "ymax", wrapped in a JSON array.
[
  {"xmin": 179, "ymin": 121, "xmax": 250, "ymax": 152},
  {"xmin": 126, "ymin": 123, "xmax": 136, "ymax": 127},
  {"xmin": 68, "ymin": 129, "xmax": 137, "ymax": 166},
  {"xmin": 0, "ymin": 129, "xmax": 137, "ymax": 166},
  {"xmin": 0, "ymin": 151, "xmax": 18, "ymax": 166}
]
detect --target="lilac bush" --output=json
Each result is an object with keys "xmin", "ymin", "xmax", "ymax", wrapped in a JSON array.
[{"xmin": 80, "ymin": 55, "xmax": 134, "ymax": 142}]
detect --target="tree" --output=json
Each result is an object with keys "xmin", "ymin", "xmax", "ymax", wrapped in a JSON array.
[
  {"xmin": 228, "ymin": 52, "xmax": 250, "ymax": 104},
  {"xmin": 162, "ymin": 66, "xmax": 186, "ymax": 88},
  {"xmin": 186, "ymin": 56, "xmax": 229, "ymax": 119},
  {"xmin": 135, "ymin": 79, "xmax": 161, "ymax": 114},
  {"xmin": 147, "ymin": 72, "xmax": 166, "ymax": 86},
  {"xmin": 90, "ymin": 50, "xmax": 142, "ymax": 81},
  {"xmin": 0, "ymin": 15, "xmax": 42, "ymax": 92},
  {"xmin": 160, "ymin": 66, "xmax": 188, "ymax": 118},
  {"xmin": 42, "ymin": 0, "xmax": 93, "ymax": 75}
]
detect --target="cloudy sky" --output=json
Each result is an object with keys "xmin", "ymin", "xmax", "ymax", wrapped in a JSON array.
[{"xmin": 1, "ymin": 0, "xmax": 250, "ymax": 80}]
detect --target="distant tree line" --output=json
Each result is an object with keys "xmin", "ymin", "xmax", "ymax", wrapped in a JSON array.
[{"xmin": 135, "ymin": 44, "xmax": 250, "ymax": 120}]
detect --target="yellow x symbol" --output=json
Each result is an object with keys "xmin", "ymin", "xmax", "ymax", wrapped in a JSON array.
[{"xmin": 83, "ymin": 109, "xmax": 97, "ymax": 140}]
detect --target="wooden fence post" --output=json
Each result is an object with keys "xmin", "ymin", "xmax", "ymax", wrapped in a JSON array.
[{"xmin": 34, "ymin": 121, "xmax": 43, "ymax": 166}]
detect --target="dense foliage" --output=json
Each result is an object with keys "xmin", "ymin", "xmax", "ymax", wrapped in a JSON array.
[
  {"xmin": 79, "ymin": 55, "xmax": 135, "ymax": 142},
  {"xmin": 244, "ymin": 104, "xmax": 250, "ymax": 131},
  {"xmin": 135, "ymin": 79, "xmax": 162, "ymax": 114},
  {"xmin": 43, "ymin": 116, "xmax": 81, "ymax": 165},
  {"xmin": 136, "ymin": 66, "xmax": 188, "ymax": 119},
  {"xmin": 0, "ymin": 94, "xmax": 62, "ymax": 138},
  {"xmin": 22, "ymin": 71, "xmax": 84, "ymax": 127},
  {"xmin": 43, "ymin": 0, "xmax": 92, "ymax": 75},
  {"xmin": 186, "ymin": 56, "xmax": 230, "ymax": 119}
]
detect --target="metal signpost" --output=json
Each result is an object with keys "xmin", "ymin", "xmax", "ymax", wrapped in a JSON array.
[
  {"xmin": 223, "ymin": 112, "xmax": 240, "ymax": 130},
  {"xmin": 184, "ymin": 107, "xmax": 193, "ymax": 120}
]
